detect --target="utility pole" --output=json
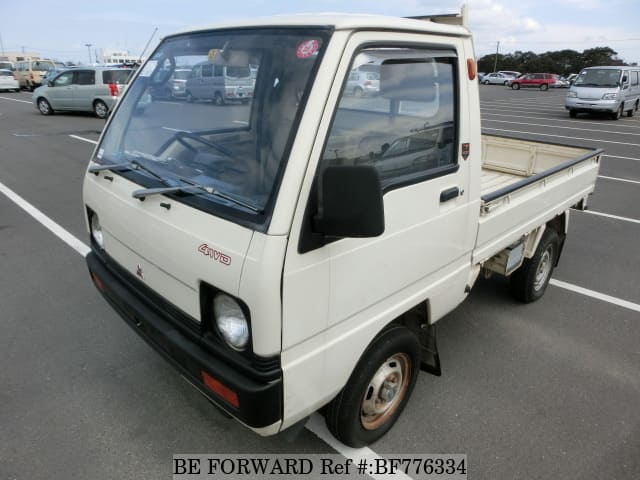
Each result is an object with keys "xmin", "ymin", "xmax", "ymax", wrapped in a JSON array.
[
  {"xmin": 493, "ymin": 41, "xmax": 500, "ymax": 73},
  {"xmin": 0, "ymin": 32, "xmax": 5, "ymax": 55},
  {"xmin": 85, "ymin": 43, "xmax": 92, "ymax": 65}
]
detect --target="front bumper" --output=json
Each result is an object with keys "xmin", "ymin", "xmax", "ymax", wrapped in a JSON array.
[
  {"xmin": 565, "ymin": 97, "xmax": 619, "ymax": 113},
  {"xmin": 86, "ymin": 249, "xmax": 282, "ymax": 430}
]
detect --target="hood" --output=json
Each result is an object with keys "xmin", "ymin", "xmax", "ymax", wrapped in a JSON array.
[
  {"xmin": 83, "ymin": 172, "xmax": 253, "ymax": 322},
  {"xmin": 571, "ymin": 85, "xmax": 618, "ymax": 100}
]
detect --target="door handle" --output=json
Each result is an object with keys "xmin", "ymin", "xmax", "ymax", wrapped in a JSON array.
[{"xmin": 440, "ymin": 186, "xmax": 460, "ymax": 203}]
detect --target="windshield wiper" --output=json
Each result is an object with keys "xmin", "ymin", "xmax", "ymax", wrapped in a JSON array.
[
  {"xmin": 88, "ymin": 151, "xmax": 168, "ymax": 184},
  {"xmin": 132, "ymin": 178, "xmax": 263, "ymax": 213}
]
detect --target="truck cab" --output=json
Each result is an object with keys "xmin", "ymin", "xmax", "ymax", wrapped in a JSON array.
[{"xmin": 83, "ymin": 13, "xmax": 600, "ymax": 447}]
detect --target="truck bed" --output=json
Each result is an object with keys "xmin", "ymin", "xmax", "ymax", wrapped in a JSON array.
[{"xmin": 473, "ymin": 134, "xmax": 602, "ymax": 265}]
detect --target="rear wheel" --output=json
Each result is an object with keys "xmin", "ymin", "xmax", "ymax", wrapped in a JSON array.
[
  {"xmin": 93, "ymin": 100, "xmax": 108, "ymax": 119},
  {"xmin": 540, "ymin": 83, "xmax": 549, "ymax": 91},
  {"xmin": 511, "ymin": 83, "xmax": 520, "ymax": 90},
  {"xmin": 325, "ymin": 325, "xmax": 420, "ymax": 447},
  {"xmin": 213, "ymin": 92, "xmax": 225, "ymax": 105},
  {"xmin": 353, "ymin": 86, "xmax": 364, "ymax": 97},
  {"xmin": 627, "ymin": 106, "xmax": 634, "ymax": 117},
  {"xmin": 483, "ymin": 80, "xmax": 490, "ymax": 85},
  {"xmin": 510, "ymin": 228, "xmax": 559, "ymax": 303},
  {"xmin": 186, "ymin": 91, "xmax": 194, "ymax": 103},
  {"xmin": 37, "ymin": 98, "xmax": 53, "ymax": 115}
]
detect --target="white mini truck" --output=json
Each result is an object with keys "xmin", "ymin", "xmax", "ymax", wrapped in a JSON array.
[{"xmin": 83, "ymin": 11, "xmax": 601, "ymax": 446}]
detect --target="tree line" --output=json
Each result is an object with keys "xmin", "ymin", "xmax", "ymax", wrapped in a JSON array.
[{"xmin": 477, "ymin": 47, "xmax": 630, "ymax": 76}]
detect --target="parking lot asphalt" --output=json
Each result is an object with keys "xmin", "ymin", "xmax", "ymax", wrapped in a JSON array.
[{"xmin": 1, "ymin": 86, "xmax": 639, "ymax": 480}]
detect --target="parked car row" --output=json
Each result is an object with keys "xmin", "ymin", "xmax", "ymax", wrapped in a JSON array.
[{"xmin": 480, "ymin": 71, "xmax": 570, "ymax": 90}]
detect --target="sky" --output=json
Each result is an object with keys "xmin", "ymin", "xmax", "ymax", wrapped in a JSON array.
[{"xmin": 1, "ymin": 0, "xmax": 639, "ymax": 66}]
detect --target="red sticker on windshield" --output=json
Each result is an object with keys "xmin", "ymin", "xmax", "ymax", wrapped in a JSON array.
[{"xmin": 296, "ymin": 39, "xmax": 319, "ymax": 59}]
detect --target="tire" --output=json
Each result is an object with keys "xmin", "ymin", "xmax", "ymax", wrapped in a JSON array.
[
  {"xmin": 214, "ymin": 92, "xmax": 225, "ymax": 105},
  {"xmin": 611, "ymin": 104, "xmax": 623, "ymax": 120},
  {"xmin": 627, "ymin": 107, "xmax": 634, "ymax": 117},
  {"xmin": 353, "ymin": 86, "xmax": 364, "ymax": 97},
  {"xmin": 569, "ymin": 110, "xmax": 577, "ymax": 118},
  {"xmin": 37, "ymin": 98, "xmax": 53, "ymax": 115},
  {"xmin": 186, "ymin": 91, "xmax": 194, "ymax": 103},
  {"xmin": 511, "ymin": 83, "xmax": 520, "ymax": 90},
  {"xmin": 483, "ymin": 80, "xmax": 490, "ymax": 85},
  {"xmin": 503, "ymin": 81, "xmax": 509, "ymax": 86},
  {"xmin": 540, "ymin": 83, "xmax": 549, "ymax": 91},
  {"xmin": 510, "ymin": 228, "xmax": 559, "ymax": 303},
  {"xmin": 325, "ymin": 325, "xmax": 420, "ymax": 447},
  {"xmin": 93, "ymin": 100, "xmax": 108, "ymax": 119},
  {"xmin": 28, "ymin": 82, "xmax": 34, "ymax": 92}
]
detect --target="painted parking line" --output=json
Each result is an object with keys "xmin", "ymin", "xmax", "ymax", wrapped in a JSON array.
[
  {"xmin": 483, "ymin": 127, "xmax": 640, "ymax": 147},
  {"xmin": 550, "ymin": 280, "xmax": 640, "ymax": 313},
  {"xmin": 69, "ymin": 134, "xmax": 98, "ymax": 145},
  {"xmin": 482, "ymin": 112, "xmax": 640, "ymax": 131},
  {"xmin": 483, "ymin": 118, "xmax": 640, "ymax": 137},
  {"xmin": 598, "ymin": 175, "xmax": 640, "ymax": 185},
  {"xmin": 578, "ymin": 209, "xmax": 640, "ymax": 225},
  {"xmin": 0, "ymin": 180, "xmax": 90, "ymax": 256},
  {"xmin": 604, "ymin": 154, "xmax": 640, "ymax": 162},
  {"xmin": 0, "ymin": 96, "xmax": 32, "ymax": 104}
]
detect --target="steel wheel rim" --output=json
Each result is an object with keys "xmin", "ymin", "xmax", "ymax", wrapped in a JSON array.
[
  {"xmin": 533, "ymin": 247, "xmax": 553, "ymax": 291},
  {"xmin": 360, "ymin": 353, "xmax": 411, "ymax": 430}
]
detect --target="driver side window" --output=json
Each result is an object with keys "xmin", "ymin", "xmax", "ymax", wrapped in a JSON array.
[
  {"xmin": 319, "ymin": 47, "xmax": 457, "ymax": 191},
  {"xmin": 53, "ymin": 71, "xmax": 73, "ymax": 87}
]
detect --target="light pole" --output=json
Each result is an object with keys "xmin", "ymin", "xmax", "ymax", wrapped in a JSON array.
[{"xmin": 85, "ymin": 43, "xmax": 92, "ymax": 65}]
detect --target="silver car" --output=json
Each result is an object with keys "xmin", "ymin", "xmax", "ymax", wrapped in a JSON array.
[
  {"xmin": 32, "ymin": 67, "xmax": 132, "ymax": 118},
  {"xmin": 481, "ymin": 72, "xmax": 514, "ymax": 86}
]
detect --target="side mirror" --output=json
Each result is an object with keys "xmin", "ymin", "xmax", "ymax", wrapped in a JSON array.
[
  {"xmin": 47, "ymin": 81, "xmax": 54, "ymax": 87},
  {"xmin": 313, "ymin": 165, "xmax": 385, "ymax": 238}
]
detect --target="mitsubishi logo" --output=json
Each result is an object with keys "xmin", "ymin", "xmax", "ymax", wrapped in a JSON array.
[{"xmin": 136, "ymin": 264, "xmax": 144, "ymax": 280}]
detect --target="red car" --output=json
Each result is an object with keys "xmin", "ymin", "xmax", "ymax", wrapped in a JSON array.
[{"xmin": 509, "ymin": 73, "xmax": 557, "ymax": 91}]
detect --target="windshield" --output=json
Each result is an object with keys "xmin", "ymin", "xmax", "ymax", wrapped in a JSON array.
[
  {"xmin": 95, "ymin": 28, "xmax": 329, "ymax": 228},
  {"xmin": 173, "ymin": 69, "xmax": 191, "ymax": 80},
  {"xmin": 33, "ymin": 60, "xmax": 56, "ymax": 71},
  {"xmin": 574, "ymin": 68, "xmax": 621, "ymax": 87}
]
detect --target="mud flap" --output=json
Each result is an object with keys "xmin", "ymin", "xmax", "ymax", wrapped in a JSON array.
[{"xmin": 419, "ymin": 323, "xmax": 441, "ymax": 376}]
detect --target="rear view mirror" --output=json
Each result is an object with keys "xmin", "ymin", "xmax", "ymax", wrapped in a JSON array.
[{"xmin": 313, "ymin": 165, "xmax": 385, "ymax": 238}]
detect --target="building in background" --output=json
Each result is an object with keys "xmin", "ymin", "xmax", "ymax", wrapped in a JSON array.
[{"xmin": 99, "ymin": 49, "xmax": 144, "ymax": 65}]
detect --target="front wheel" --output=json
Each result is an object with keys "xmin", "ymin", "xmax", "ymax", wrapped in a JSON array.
[
  {"xmin": 510, "ymin": 228, "xmax": 559, "ymax": 303},
  {"xmin": 540, "ymin": 83, "xmax": 549, "ymax": 91},
  {"xmin": 483, "ymin": 80, "xmax": 490, "ymax": 85},
  {"xmin": 37, "ymin": 98, "xmax": 53, "ymax": 115},
  {"xmin": 511, "ymin": 83, "xmax": 520, "ymax": 90},
  {"xmin": 214, "ymin": 92, "xmax": 225, "ymax": 105},
  {"xmin": 569, "ymin": 110, "xmax": 577, "ymax": 118},
  {"xmin": 611, "ymin": 104, "xmax": 623, "ymax": 120},
  {"xmin": 325, "ymin": 325, "xmax": 420, "ymax": 447}
]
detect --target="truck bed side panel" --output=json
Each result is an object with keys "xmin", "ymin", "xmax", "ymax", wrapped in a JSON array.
[{"xmin": 473, "ymin": 135, "xmax": 601, "ymax": 265}]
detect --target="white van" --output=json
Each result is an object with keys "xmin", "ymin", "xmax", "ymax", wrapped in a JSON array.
[
  {"xmin": 565, "ymin": 65, "xmax": 640, "ymax": 119},
  {"xmin": 185, "ymin": 61, "xmax": 254, "ymax": 104}
]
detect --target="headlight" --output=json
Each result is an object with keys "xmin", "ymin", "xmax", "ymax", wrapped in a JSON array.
[
  {"xmin": 213, "ymin": 293, "xmax": 249, "ymax": 351},
  {"xmin": 602, "ymin": 93, "xmax": 617, "ymax": 100},
  {"xmin": 90, "ymin": 213, "xmax": 104, "ymax": 248},
  {"xmin": 567, "ymin": 91, "xmax": 577, "ymax": 98}
]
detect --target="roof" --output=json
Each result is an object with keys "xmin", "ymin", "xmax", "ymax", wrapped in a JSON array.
[{"xmin": 169, "ymin": 13, "xmax": 470, "ymax": 39}]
